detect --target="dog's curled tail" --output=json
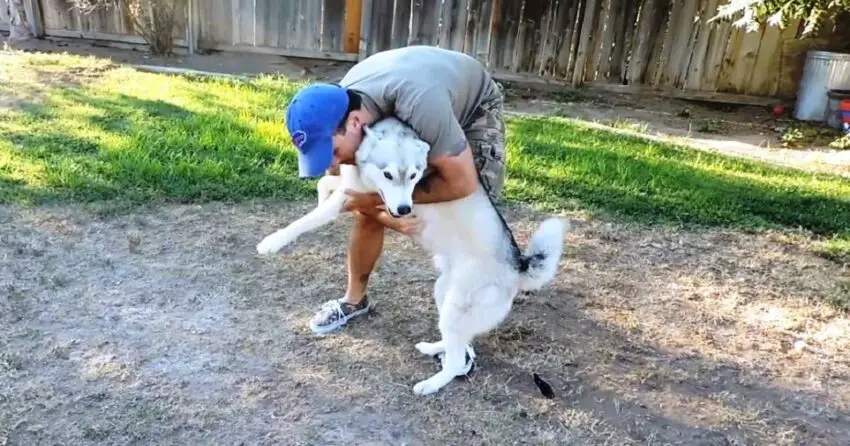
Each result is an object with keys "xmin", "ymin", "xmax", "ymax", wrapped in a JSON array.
[{"xmin": 518, "ymin": 218, "xmax": 569, "ymax": 292}]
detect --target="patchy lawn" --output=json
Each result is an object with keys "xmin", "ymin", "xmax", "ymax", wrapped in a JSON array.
[{"xmin": 2, "ymin": 49, "xmax": 850, "ymax": 445}]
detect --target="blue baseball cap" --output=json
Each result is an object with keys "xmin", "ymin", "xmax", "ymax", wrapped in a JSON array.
[{"xmin": 285, "ymin": 83, "xmax": 350, "ymax": 177}]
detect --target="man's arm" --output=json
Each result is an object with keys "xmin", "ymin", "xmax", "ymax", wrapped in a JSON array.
[{"xmin": 412, "ymin": 144, "xmax": 479, "ymax": 204}]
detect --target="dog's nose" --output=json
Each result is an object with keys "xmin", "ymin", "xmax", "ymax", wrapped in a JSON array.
[{"xmin": 397, "ymin": 205, "xmax": 411, "ymax": 216}]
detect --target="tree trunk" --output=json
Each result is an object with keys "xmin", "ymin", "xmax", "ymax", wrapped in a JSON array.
[{"xmin": 8, "ymin": 0, "xmax": 34, "ymax": 41}]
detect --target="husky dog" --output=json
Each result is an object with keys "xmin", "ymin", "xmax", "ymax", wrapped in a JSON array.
[{"xmin": 257, "ymin": 117, "xmax": 568, "ymax": 396}]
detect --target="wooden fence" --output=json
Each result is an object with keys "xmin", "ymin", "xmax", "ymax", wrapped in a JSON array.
[
  {"xmin": 3, "ymin": 0, "xmax": 844, "ymax": 99},
  {"xmin": 0, "ymin": 1, "xmax": 11, "ymax": 31}
]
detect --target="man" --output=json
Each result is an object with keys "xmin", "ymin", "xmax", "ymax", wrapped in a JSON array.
[{"xmin": 284, "ymin": 45, "xmax": 507, "ymax": 335}]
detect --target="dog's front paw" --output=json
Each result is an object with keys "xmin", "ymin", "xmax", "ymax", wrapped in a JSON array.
[
  {"xmin": 256, "ymin": 233, "xmax": 286, "ymax": 254},
  {"xmin": 415, "ymin": 341, "xmax": 444, "ymax": 356},
  {"xmin": 413, "ymin": 378, "xmax": 442, "ymax": 396}
]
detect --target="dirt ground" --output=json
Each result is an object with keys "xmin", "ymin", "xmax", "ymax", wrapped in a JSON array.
[
  {"xmin": 2, "ymin": 36, "xmax": 850, "ymax": 445},
  {"xmin": 2, "ymin": 200, "xmax": 849, "ymax": 445},
  {"xmin": 7, "ymin": 36, "xmax": 850, "ymax": 177}
]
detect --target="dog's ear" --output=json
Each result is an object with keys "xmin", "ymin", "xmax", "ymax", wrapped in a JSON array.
[
  {"xmin": 414, "ymin": 139, "xmax": 431, "ymax": 158},
  {"xmin": 357, "ymin": 125, "xmax": 377, "ymax": 162},
  {"xmin": 363, "ymin": 124, "xmax": 379, "ymax": 140}
]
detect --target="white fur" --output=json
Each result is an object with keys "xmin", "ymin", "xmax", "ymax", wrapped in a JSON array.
[{"xmin": 257, "ymin": 117, "xmax": 569, "ymax": 396}]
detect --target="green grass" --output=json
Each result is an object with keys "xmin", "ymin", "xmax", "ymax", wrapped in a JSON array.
[
  {"xmin": 1, "ymin": 50, "xmax": 849, "ymax": 260},
  {"xmin": 0, "ymin": 52, "xmax": 311, "ymax": 206}
]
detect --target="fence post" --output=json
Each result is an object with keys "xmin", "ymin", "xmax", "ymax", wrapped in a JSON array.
[
  {"xmin": 22, "ymin": 0, "xmax": 43, "ymax": 38},
  {"xmin": 357, "ymin": 0, "xmax": 372, "ymax": 60},
  {"xmin": 344, "ymin": 0, "xmax": 363, "ymax": 54},
  {"xmin": 186, "ymin": 0, "xmax": 199, "ymax": 55}
]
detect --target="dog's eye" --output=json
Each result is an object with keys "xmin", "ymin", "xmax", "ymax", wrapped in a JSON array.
[
  {"xmin": 409, "ymin": 173, "xmax": 415, "ymax": 180},
  {"xmin": 383, "ymin": 172, "xmax": 393, "ymax": 180}
]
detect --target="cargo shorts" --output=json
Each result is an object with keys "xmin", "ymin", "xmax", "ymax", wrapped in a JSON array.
[{"xmin": 465, "ymin": 81, "xmax": 507, "ymax": 202}]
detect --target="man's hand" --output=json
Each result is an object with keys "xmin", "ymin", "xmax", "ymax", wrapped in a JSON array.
[
  {"xmin": 343, "ymin": 189, "xmax": 383, "ymax": 213},
  {"xmin": 412, "ymin": 144, "xmax": 479, "ymax": 204},
  {"xmin": 374, "ymin": 212, "xmax": 423, "ymax": 236}
]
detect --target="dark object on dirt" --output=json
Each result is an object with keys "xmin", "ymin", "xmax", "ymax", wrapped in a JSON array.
[
  {"xmin": 676, "ymin": 107, "xmax": 691, "ymax": 118},
  {"xmin": 533, "ymin": 373, "xmax": 555, "ymax": 399}
]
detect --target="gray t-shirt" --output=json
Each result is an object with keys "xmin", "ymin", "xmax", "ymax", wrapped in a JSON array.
[{"xmin": 339, "ymin": 45, "xmax": 499, "ymax": 159}]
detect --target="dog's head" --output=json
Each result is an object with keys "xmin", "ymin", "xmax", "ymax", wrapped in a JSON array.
[{"xmin": 356, "ymin": 119, "xmax": 429, "ymax": 218}]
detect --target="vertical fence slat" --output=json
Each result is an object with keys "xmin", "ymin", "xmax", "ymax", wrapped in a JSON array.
[
  {"xmin": 473, "ymin": 0, "xmax": 494, "ymax": 64},
  {"xmin": 775, "ymin": 20, "xmax": 804, "ymax": 98},
  {"xmin": 509, "ymin": 0, "xmax": 527, "ymax": 72},
  {"xmin": 521, "ymin": 0, "xmax": 548, "ymax": 74},
  {"xmin": 746, "ymin": 21, "xmax": 784, "ymax": 96},
  {"xmin": 345, "ymin": 0, "xmax": 363, "ymax": 53},
  {"xmin": 409, "ymin": 0, "xmax": 440, "ymax": 46},
  {"xmin": 368, "ymin": 0, "xmax": 393, "ymax": 52},
  {"xmin": 534, "ymin": 0, "xmax": 557, "ymax": 76},
  {"xmin": 449, "ymin": 0, "xmax": 469, "ymax": 51},
  {"xmin": 571, "ymin": 0, "xmax": 599, "ymax": 85},
  {"xmin": 593, "ymin": 0, "xmax": 620, "ymax": 81},
  {"xmin": 700, "ymin": 9, "xmax": 732, "ymax": 91},
  {"xmin": 647, "ymin": 0, "xmax": 677, "ymax": 87},
  {"xmin": 463, "ymin": 0, "xmax": 481, "ymax": 56},
  {"xmin": 322, "ymin": 0, "xmax": 344, "ymax": 51},
  {"xmin": 606, "ymin": 0, "xmax": 635, "ymax": 82},
  {"xmin": 391, "ymin": 0, "xmax": 412, "ymax": 49},
  {"xmin": 491, "ymin": 0, "xmax": 520, "ymax": 71},
  {"xmin": 682, "ymin": 0, "xmax": 717, "ymax": 90},
  {"xmin": 716, "ymin": 25, "xmax": 765, "ymax": 93},
  {"xmin": 438, "ymin": 0, "xmax": 455, "ymax": 48},
  {"xmin": 560, "ymin": 0, "xmax": 582, "ymax": 80}
]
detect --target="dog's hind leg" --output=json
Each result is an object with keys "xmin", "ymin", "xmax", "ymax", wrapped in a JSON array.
[
  {"xmin": 415, "ymin": 256, "xmax": 450, "ymax": 357},
  {"xmin": 413, "ymin": 330, "xmax": 471, "ymax": 396},
  {"xmin": 413, "ymin": 284, "xmax": 513, "ymax": 396}
]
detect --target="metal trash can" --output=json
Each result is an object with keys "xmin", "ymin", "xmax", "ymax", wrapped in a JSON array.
[{"xmin": 794, "ymin": 50, "xmax": 850, "ymax": 122}]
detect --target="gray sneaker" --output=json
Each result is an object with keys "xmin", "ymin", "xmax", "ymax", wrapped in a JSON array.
[{"xmin": 309, "ymin": 296, "xmax": 371, "ymax": 334}]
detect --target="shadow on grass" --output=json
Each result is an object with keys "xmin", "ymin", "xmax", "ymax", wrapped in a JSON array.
[
  {"xmin": 0, "ymin": 85, "xmax": 311, "ymax": 210},
  {"xmin": 505, "ymin": 117, "xmax": 850, "ymax": 240}
]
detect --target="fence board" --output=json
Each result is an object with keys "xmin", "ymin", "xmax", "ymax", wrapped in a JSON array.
[
  {"xmin": 473, "ymin": 0, "xmax": 493, "ymax": 64},
  {"xmin": 747, "ymin": 22, "xmax": 783, "ymax": 96},
  {"xmin": 681, "ymin": 0, "xmax": 715, "ymax": 90},
  {"xmin": 560, "ymin": 0, "xmax": 582, "ymax": 80},
  {"xmin": 0, "ymin": 2, "xmax": 10, "ymax": 29},
  {"xmin": 409, "ymin": 0, "xmax": 439, "ymax": 47},
  {"xmin": 657, "ymin": 0, "xmax": 698, "ymax": 87},
  {"xmin": 590, "ymin": 0, "xmax": 616, "ymax": 81},
  {"xmin": 368, "ymin": 0, "xmax": 391, "ymax": 51},
  {"xmin": 717, "ymin": 25, "xmax": 765, "ymax": 93},
  {"xmin": 531, "ymin": 0, "xmax": 553, "ymax": 73},
  {"xmin": 25, "ymin": 0, "xmax": 837, "ymax": 99},
  {"xmin": 322, "ymin": 0, "xmax": 345, "ymax": 51},
  {"xmin": 391, "ymin": 0, "xmax": 411, "ymax": 48},
  {"xmin": 489, "ymin": 0, "xmax": 518, "ymax": 70},
  {"xmin": 571, "ymin": 0, "xmax": 600, "ymax": 85},
  {"xmin": 606, "ymin": 0, "xmax": 636, "ymax": 82},
  {"xmin": 508, "ymin": 0, "xmax": 526, "ymax": 71},
  {"xmin": 548, "ymin": 0, "xmax": 574, "ymax": 78},
  {"xmin": 448, "ymin": 0, "xmax": 468, "ymax": 51},
  {"xmin": 437, "ymin": 0, "xmax": 453, "ymax": 48},
  {"xmin": 345, "ymin": 0, "xmax": 363, "ymax": 53}
]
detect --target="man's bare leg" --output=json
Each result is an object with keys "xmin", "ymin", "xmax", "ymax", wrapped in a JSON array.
[
  {"xmin": 309, "ymin": 209, "xmax": 409, "ymax": 334},
  {"xmin": 344, "ymin": 211, "xmax": 385, "ymax": 304}
]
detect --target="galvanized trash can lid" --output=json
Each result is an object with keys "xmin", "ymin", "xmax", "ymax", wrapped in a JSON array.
[{"xmin": 827, "ymin": 89, "xmax": 850, "ymax": 99}]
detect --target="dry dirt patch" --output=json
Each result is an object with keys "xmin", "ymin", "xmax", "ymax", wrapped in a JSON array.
[{"xmin": 1, "ymin": 201, "xmax": 849, "ymax": 445}]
